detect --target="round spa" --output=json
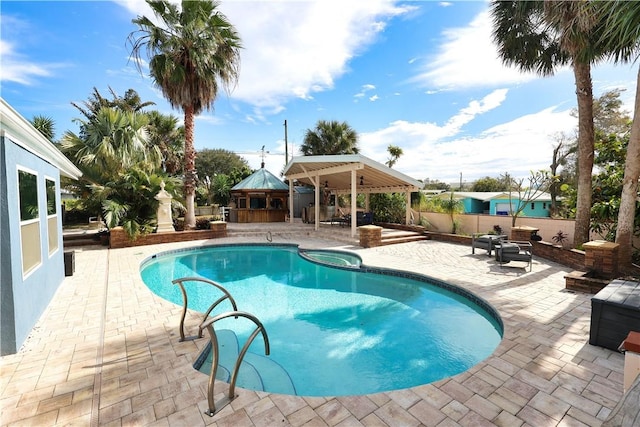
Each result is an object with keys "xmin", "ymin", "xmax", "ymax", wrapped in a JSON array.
[{"xmin": 140, "ymin": 244, "xmax": 502, "ymax": 397}]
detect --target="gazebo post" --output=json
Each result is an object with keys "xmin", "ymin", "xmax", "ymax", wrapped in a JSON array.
[
  {"xmin": 288, "ymin": 180, "xmax": 294, "ymax": 223},
  {"xmin": 314, "ymin": 172, "xmax": 320, "ymax": 231},
  {"xmin": 351, "ymin": 170, "xmax": 357, "ymax": 237},
  {"xmin": 405, "ymin": 190, "xmax": 411, "ymax": 225}
]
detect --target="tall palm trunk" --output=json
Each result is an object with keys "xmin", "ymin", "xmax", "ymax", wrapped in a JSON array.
[
  {"xmin": 573, "ymin": 61, "xmax": 595, "ymax": 247},
  {"xmin": 615, "ymin": 66, "xmax": 640, "ymax": 269},
  {"xmin": 183, "ymin": 105, "xmax": 197, "ymax": 228}
]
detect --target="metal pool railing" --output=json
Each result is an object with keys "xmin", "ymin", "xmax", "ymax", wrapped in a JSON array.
[
  {"xmin": 172, "ymin": 277, "xmax": 239, "ymax": 341},
  {"xmin": 200, "ymin": 311, "xmax": 269, "ymax": 416},
  {"xmin": 171, "ymin": 277, "xmax": 270, "ymax": 416}
]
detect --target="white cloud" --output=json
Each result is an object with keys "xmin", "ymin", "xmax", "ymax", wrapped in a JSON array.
[
  {"xmin": 118, "ymin": 0, "xmax": 412, "ymax": 120},
  {"xmin": 354, "ymin": 84, "xmax": 377, "ymax": 101},
  {"xmin": 359, "ymin": 91, "xmax": 576, "ymax": 183},
  {"xmin": 219, "ymin": 2, "xmax": 412, "ymax": 110},
  {"xmin": 369, "ymin": 94, "xmax": 379, "ymax": 102},
  {"xmin": 0, "ymin": 31, "xmax": 62, "ymax": 85},
  {"xmin": 410, "ymin": 9, "xmax": 552, "ymax": 91}
]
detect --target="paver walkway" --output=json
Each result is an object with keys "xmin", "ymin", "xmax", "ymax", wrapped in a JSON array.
[{"xmin": 0, "ymin": 229, "xmax": 625, "ymax": 426}]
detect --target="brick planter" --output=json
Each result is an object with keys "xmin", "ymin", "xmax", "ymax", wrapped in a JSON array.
[
  {"xmin": 565, "ymin": 270, "xmax": 611, "ymax": 293},
  {"xmin": 109, "ymin": 223, "xmax": 227, "ymax": 249}
]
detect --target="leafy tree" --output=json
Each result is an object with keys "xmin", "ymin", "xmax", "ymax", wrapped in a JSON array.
[
  {"xmin": 595, "ymin": 1, "xmax": 640, "ymax": 268},
  {"xmin": 590, "ymin": 131, "xmax": 629, "ymax": 240},
  {"xmin": 228, "ymin": 165, "xmax": 252, "ymax": 185},
  {"xmin": 369, "ymin": 145, "xmax": 405, "ymax": 223},
  {"xmin": 300, "ymin": 120, "xmax": 359, "ymax": 155},
  {"xmin": 491, "ymin": 0, "xmax": 606, "ymax": 248},
  {"xmin": 422, "ymin": 178, "xmax": 450, "ymax": 191},
  {"xmin": 196, "ymin": 148, "xmax": 250, "ymax": 179},
  {"xmin": 129, "ymin": 0, "xmax": 242, "ymax": 229},
  {"xmin": 30, "ymin": 115, "xmax": 55, "ymax": 141},
  {"xmin": 548, "ymin": 132, "xmax": 575, "ymax": 217},
  {"xmin": 370, "ymin": 193, "xmax": 406, "ymax": 224},
  {"xmin": 386, "ymin": 145, "xmax": 403, "ymax": 168},
  {"xmin": 504, "ymin": 170, "xmax": 552, "ymax": 227},
  {"xmin": 592, "ymin": 88, "xmax": 631, "ymax": 135},
  {"xmin": 470, "ymin": 176, "xmax": 510, "ymax": 192}
]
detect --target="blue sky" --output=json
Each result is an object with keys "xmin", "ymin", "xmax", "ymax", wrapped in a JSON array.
[{"xmin": 2, "ymin": 0, "xmax": 637, "ymax": 185}]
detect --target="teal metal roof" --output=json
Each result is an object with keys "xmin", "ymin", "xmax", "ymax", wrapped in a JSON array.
[{"xmin": 231, "ymin": 167, "xmax": 288, "ymax": 191}]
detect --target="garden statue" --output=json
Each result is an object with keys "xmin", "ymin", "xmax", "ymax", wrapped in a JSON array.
[{"xmin": 155, "ymin": 181, "xmax": 175, "ymax": 233}]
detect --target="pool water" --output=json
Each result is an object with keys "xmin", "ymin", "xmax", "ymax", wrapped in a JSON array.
[{"xmin": 140, "ymin": 244, "xmax": 502, "ymax": 396}]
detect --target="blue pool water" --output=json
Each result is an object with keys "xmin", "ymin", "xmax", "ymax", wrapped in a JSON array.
[{"xmin": 140, "ymin": 244, "xmax": 502, "ymax": 396}]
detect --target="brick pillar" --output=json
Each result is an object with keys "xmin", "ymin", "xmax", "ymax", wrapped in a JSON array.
[
  {"xmin": 109, "ymin": 226, "xmax": 127, "ymax": 249},
  {"xmin": 359, "ymin": 225, "xmax": 382, "ymax": 248},
  {"xmin": 582, "ymin": 240, "xmax": 619, "ymax": 278},
  {"xmin": 511, "ymin": 226, "xmax": 539, "ymax": 242},
  {"xmin": 209, "ymin": 221, "xmax": 227, "ymax": 238}
]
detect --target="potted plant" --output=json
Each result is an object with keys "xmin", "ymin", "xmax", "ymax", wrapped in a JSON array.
[{"xmin": 552, "ymin": 230, "xmax": 569, "ymax": 248}]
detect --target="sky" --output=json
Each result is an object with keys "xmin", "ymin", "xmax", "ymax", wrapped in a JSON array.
[{"xmin": 2, "ymin": 0, "xmax": 637, "ymax": 185}]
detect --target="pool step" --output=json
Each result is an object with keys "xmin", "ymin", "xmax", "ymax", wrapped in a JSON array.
[
  {"xmin": 194, "ymin": 329, "xmax": 296, "ymax": 395},
  {"xmin": 379, "ymin": 230, "xmax": 428, "ymax": 246}
]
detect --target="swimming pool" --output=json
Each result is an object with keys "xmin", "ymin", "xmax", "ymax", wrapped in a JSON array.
[{"xmin": 140, "ymin": 244, "xmax": 502, "ymax": 397}]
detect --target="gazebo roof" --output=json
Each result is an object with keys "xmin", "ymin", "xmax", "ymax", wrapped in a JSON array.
[
  {"xmin": 231, "ymin": 167, "xmax": 288, "ymax": 191},
  {"xmin": 283, "ymin": 154, "xmax": 421, "ymax": 194}
]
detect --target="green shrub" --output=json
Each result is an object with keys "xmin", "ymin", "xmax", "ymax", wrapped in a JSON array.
[{"xmin": 195, "ymin": 217, "xmax": 214, "ymax": 230}]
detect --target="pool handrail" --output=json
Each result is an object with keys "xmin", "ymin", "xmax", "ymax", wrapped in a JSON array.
[
  {"xmin": 172, "ymin": 277, "xmax": 238, "ymax": 341},
  {"xmin": 201, "ymin": 311, "xmax": 270, "ymax": 417}
]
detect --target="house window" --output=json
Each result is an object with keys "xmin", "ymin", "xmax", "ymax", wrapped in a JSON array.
[
  {"xmin": 46, "ymin": 178, "xmax": 58, "ymax": 255},
  {"xmin": 543, "ymin": 202, "xmax": 547, "ymax": 209},
  {"xmin": 238, "ymin": 198, "xmax": 247, "ymax": 208},
  {"xmin": 250, "ymin": 197, "xmax": 267, "ymax": 209},
  {"xmin": 19, "ymin": 168, "xmax": 41, "ymax": 276},
  {"xmin": 531, "ymin": 203, "xmax": 535, "ymax": 210},
  {"xmin": 270, "ymin": 198, "xmax": 283, "ymax": 209}
]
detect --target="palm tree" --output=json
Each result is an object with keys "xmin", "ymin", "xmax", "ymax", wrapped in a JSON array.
[
  {"xmin": 300, "ymin": 120, "xmax": 359, "ymax": 155},
  {"xmin": 146, "ymin": 111, "xmax": 184, "ymax": 175},
  {"xmin": 61, "ymin": 107, "xmax": 163, "ymax": 223},
  {"xmin": 440, "ymin": 192, "xmax": 464, "ymax": 234},
  {"xmin": 61, "ymin": 107, "xmax": 161, "ymax": 183},
  {"xmin": 128, "ymin": 0, "xmax": 242, "ymax": 228},
  {"xmin": 30, "ymin": 115, "xmax": 56, "ymax": 141},
  {"xmin": 491, "ymin": 1, "xmax": 605, "ymax": 248},
  {"xmin": 386, "ymin": 144, "xmax": 403, "ymax": 168},
  {"xmin": 72, "ymin": 87, "xmax": 155, "ymax": 124},
  {"xmin": 596, "ymin": 2, "xmax": 640, "ymax": 268}
]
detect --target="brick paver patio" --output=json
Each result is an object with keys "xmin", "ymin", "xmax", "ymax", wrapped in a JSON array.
[{"xmin": 0, "ymin": 227, "xmax": 624, "ymax": 426}]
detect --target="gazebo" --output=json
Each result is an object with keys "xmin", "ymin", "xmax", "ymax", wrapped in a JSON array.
[
  {"xmin": 283, "ymin": 154, "xmax": 422, "ymax": 236},
  {"xmin": 229, "ymin": 165, "xmax": 289, "ymax": 223}
]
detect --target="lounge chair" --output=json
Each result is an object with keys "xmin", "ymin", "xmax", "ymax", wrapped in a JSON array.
[
  {"xmin": 495, "ymin": 240, "xmax": 533, "ymax": 271},
  {"xmin": 330, "ymin": 209, "xmax": 349, "ymax": 227},
  {"xmin": 471, "ymin": 234, "xmax": 506, "ymax": 256}
]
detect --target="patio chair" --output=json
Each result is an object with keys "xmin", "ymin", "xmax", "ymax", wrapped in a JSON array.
[
  {"xmin": 471, "ymin": 233, "xmax": 506, "ymax": 256},
  {"xmin": 330, "ymin": 208, "xmax": 349, "ymax": 227},
  {"xmin": 495, "ymin": 240, "xmax": 533, "ymax": 271}
]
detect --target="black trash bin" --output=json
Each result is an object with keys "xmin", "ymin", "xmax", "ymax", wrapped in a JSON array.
[{"xmin": 64, "ymin": 251, "xmax": 75, "ymax": 277}]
